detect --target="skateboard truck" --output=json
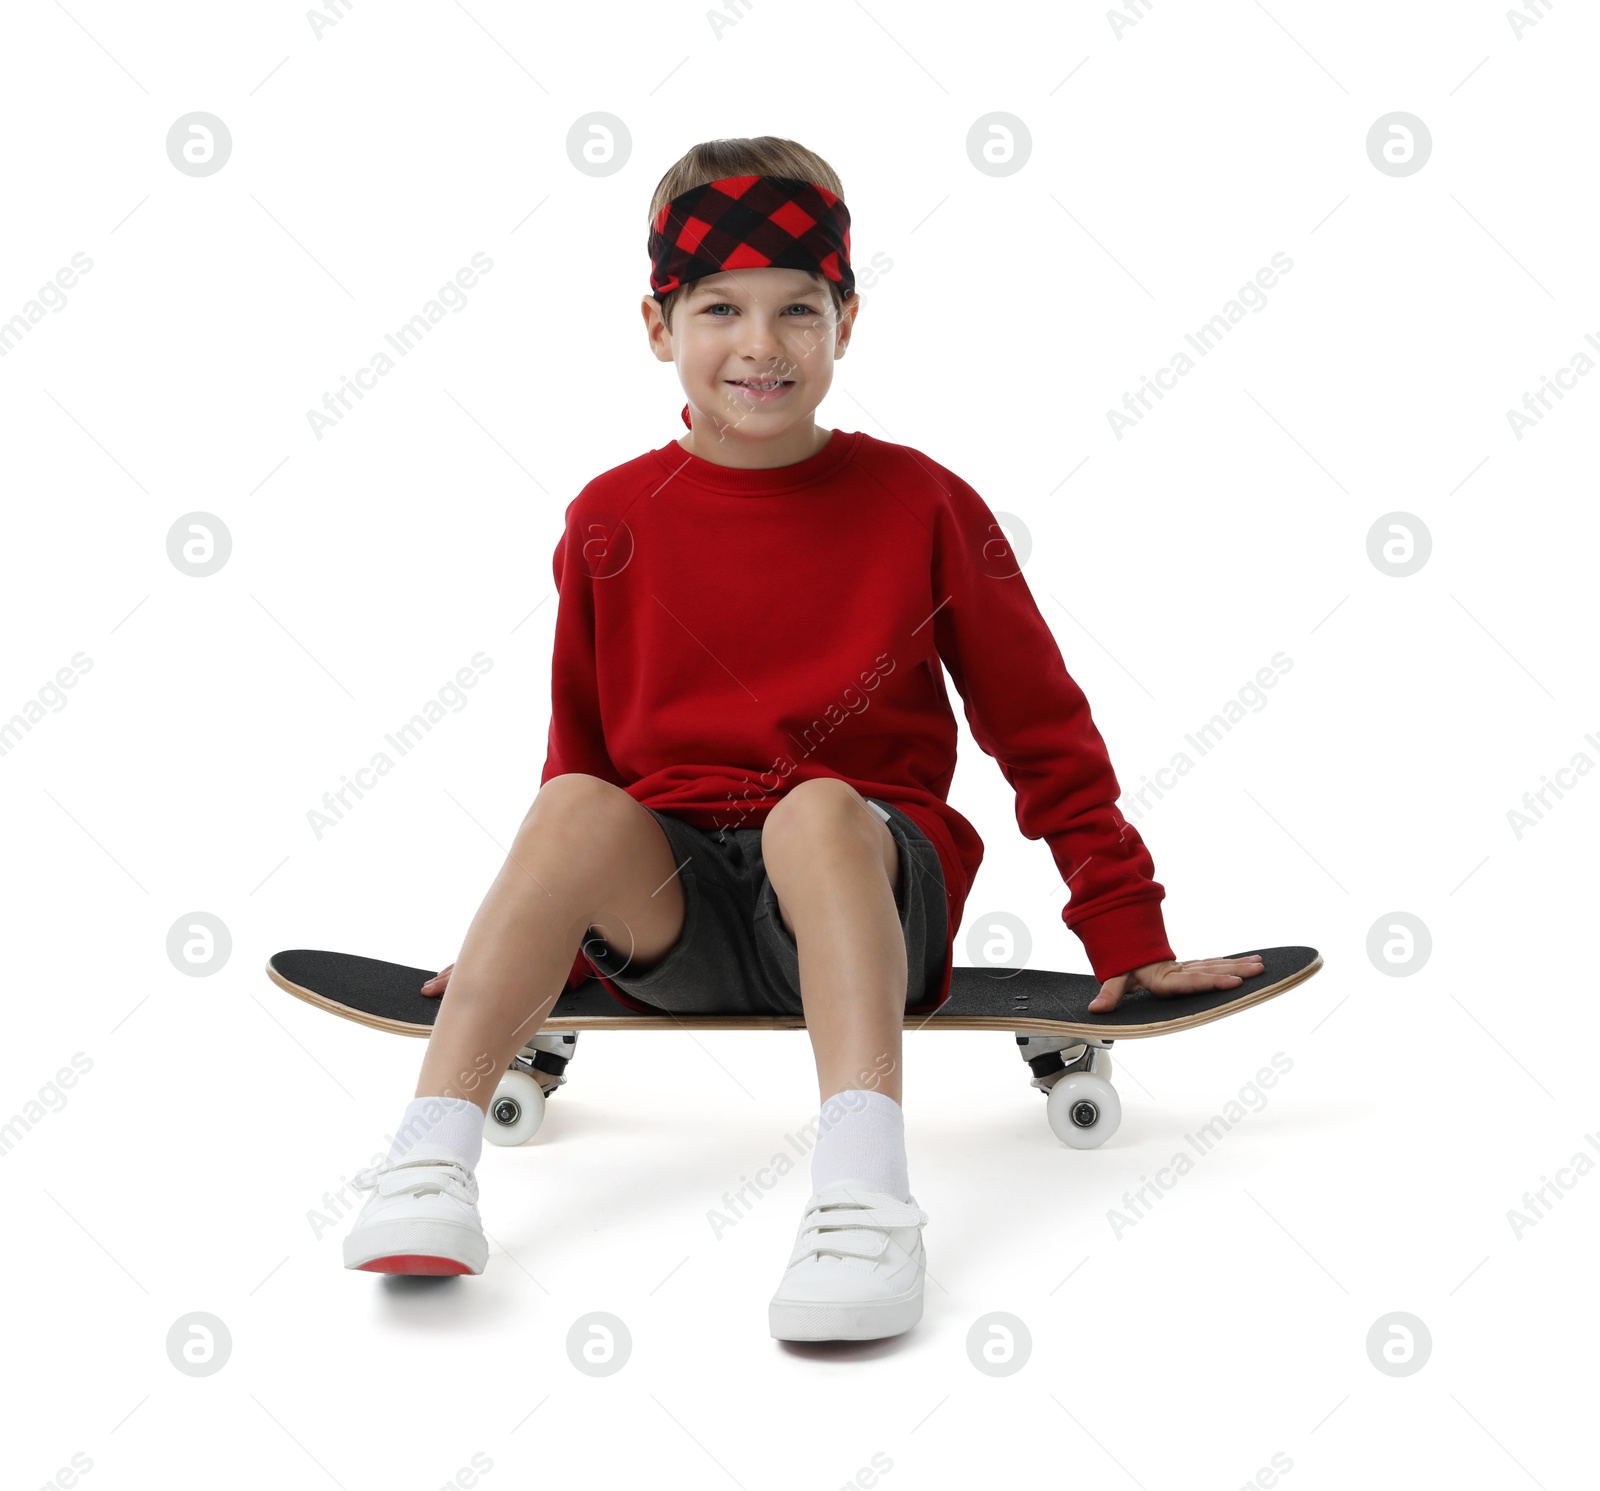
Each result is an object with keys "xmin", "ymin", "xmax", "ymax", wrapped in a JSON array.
[
  {"xmin": 1016, "ymin": 1033, "xmax": 1115, "ymax": 1089},
  {"xmin": 516, "ymin": 1030, "xmax": 578, "ymax": 1091},
  {"xmin": 489, "ymin": 1032, "xmax": 579, "ymax": 1145},
  {"xmin": 1016, "ymin": 1034, "xmax": 1119, "ymax": 1149}
]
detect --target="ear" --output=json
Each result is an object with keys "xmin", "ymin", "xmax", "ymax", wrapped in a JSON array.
[
  {"xmin": 641, "ymin": 296, "xmax": 674, "ymax": 363},
  {"xmin": 833, "ymin": 293, "xmax": 862, "ymax": 358}
]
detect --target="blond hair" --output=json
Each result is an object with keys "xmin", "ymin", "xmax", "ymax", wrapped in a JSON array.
[{"xmin": 648, "ymin": 137, "xmax": 849, "ymax": 332}]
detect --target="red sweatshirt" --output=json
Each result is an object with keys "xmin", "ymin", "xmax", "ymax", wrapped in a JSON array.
[{"xmin": 544, "ymin": 425, "xmax": 1175, "ymax": 1013}]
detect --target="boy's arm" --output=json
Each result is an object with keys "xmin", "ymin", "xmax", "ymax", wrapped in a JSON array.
[
  {"xmin": 540, "ymin": 508, "xmax": 627, "ymax": 789},
  {"xmin": 930, "ymin": 470, "xmax": 1176, "ymax": 983}
]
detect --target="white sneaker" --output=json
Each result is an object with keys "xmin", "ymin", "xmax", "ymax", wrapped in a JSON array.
[
  {"xmin": 768, "ymin": 1180, "xmax": 929, "ymax": 1341},
  {"xmin": 341, "ymin": 1142, "xmax": 488, "ymax": 1276}
]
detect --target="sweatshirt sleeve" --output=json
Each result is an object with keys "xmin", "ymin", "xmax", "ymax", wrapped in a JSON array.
[
  {"xmin": 539, "ymin": 502, "xmax": 627, "ymax": 791},
  {"xmin": 929, "ymin": 468, "xmax": 1176, "ymax": 983},
  {"xmin": 541, "ymin": 502, "xmax": 630, "ymax": 992}
]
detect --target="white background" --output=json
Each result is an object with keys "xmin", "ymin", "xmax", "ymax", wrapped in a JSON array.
[{"xmin": 2, "ymin": 2, "xmax": 1595, "ymax": 1488}]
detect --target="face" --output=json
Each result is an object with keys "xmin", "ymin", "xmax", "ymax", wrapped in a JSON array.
[{"xmin": 642, "ymin": 266, "xmax": 858, "ymax": 458}]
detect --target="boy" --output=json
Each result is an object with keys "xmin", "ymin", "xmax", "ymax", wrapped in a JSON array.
[{"xmin": 340, "ymin": 137, "xmax": 1263, "ymax": 1342}]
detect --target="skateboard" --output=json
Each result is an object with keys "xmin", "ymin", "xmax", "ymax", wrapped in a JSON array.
[{"xmin": 266, "ymin": 945, "xmax": 1321, "ymax": 1150}]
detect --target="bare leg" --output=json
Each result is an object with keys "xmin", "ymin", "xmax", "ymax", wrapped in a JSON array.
[
  {"xmin": 759, "ymin": 779, "xmax": 905, "ymax": 1106},
  {"xmin": 414, "ymin": 774, "xmax": 687, "ymax": 1112}
]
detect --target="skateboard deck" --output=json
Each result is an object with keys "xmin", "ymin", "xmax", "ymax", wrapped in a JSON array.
[{"xmin": 265, "ymin": 944, "xmax": 1321, "ymax": 1040}]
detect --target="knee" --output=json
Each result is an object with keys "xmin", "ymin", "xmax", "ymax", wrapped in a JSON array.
[
  {"xmin": 513, "ymin": 775, "xmax": 641, "ymax": 913},
  {"xmin": 522, "ymin": 773, "xmax": 636, "ymax": 843},
  {"xmin": 762, "ymin": 778, "xmax": 880, "ymax": 871}
]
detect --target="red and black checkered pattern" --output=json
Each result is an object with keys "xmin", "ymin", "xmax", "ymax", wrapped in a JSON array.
[{"xmin": 648, "ymin": 174, "xmax": 853, "ymax": 302}]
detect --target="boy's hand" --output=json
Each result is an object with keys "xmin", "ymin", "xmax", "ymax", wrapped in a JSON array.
[
  {"xmin": 420, "ymin": 963, "xmax": 453, "ymax": 998},
  {"xmin": 1088, "ymin": 954, "xmax": 1264, "ymax": 1013}
]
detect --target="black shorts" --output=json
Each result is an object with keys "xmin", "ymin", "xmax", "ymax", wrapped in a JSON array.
[{"xmin": 582, "ymin": 796, "xmax": 948, "ymax": 1017}]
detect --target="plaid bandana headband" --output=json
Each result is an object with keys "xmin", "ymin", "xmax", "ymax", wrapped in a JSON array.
[{"xmin": 648, "ymin": 174, "xmax": 854, "ymax": 303}]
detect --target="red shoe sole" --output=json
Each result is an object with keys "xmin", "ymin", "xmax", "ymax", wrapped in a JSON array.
[{"xmin": 354, "ymin": 1254, "xmax": 474, "ymax": 1276}]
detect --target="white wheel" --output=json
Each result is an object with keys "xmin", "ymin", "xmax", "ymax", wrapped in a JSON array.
[
  {"xmin": 484, "ymin": 1070, "xmax": 545, "ymax": 1146},
  {"xmin": 1046, "ymin": 1072, "xmax": 1121, "ymax": 1149}
]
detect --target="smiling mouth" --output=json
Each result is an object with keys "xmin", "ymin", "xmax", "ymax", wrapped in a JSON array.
[{"xmin": 727, "ymin": 379, "xmax": 793, "ymax": 390}]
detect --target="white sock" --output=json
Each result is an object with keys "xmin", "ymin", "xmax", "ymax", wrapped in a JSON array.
[
  {"xmin": 810, "ymin": 1088, "xmax": 910, "ymax": 1201},
  {"xmin": 386, "ymin": 1095, "xmax": 484, "ymax": 1171}
]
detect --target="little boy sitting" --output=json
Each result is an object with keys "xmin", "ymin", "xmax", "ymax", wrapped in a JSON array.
[{"xmin": 340, "ymin": 135, "xmax": 1262, "ymax": 1342}]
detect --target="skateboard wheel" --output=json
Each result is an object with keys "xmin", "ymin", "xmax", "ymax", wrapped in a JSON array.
[
  {"xmin": 484, "ymin": 1070, "xmax": 545, "ymax": 1146},
  {"xmin": 1045, "ymin": 1073, "xmax": 1121, "ymax": 1149}
]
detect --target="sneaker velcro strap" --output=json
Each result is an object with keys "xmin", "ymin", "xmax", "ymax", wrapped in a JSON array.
[
  {"xmin": 810, "ymin": 1204, "xmax": 927, "ymax": 1230},
  {"xmin": 377, "ymin": 1168, "xmax": 473, "ymax": 1201},
  {"xmin": 354, "ymin": 1155, "xmax": 477, "ymax": 1203},
  {"xmin": 792, "ymin": 1201, "xmax": 928, "ymax": 1262}
]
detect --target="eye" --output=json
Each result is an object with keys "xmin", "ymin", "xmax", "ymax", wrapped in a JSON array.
[{"xmin": 701, "ymin": 303, "xmax": 820, "ymax": 317}]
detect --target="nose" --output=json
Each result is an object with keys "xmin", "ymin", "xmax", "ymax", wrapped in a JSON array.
[{"xmin": 736, "ymin": 313, "xmax": 788, "ymax": 366}]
